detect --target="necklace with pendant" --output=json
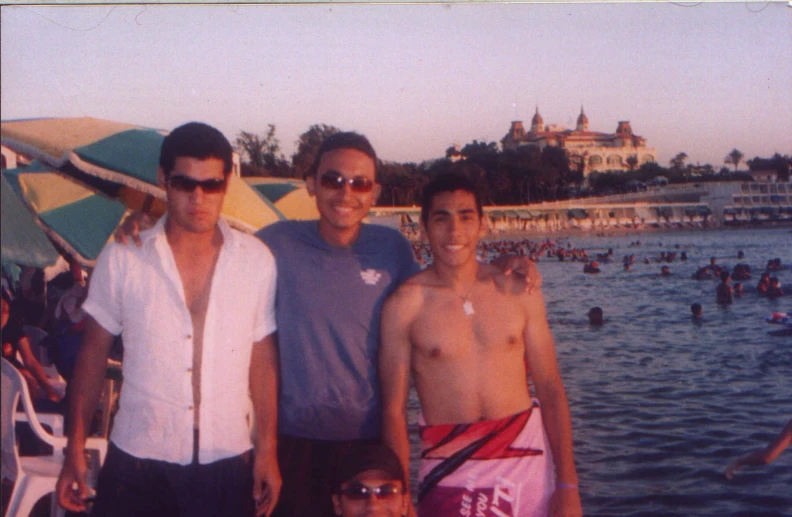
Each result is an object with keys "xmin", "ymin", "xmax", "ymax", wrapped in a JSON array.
[{"xmin": 456, "ymin": 282, "xmax": 476, "ymax": 317}]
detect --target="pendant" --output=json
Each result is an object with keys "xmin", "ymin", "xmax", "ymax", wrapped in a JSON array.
[{"xmin": 463, "ymin": 300, "xmax": 475, "ymax": 316}]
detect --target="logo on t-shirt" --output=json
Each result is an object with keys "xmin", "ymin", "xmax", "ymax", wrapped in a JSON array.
[{"xmin": 360, "ymin": 269, "xmax": 382, "ymax": 286}]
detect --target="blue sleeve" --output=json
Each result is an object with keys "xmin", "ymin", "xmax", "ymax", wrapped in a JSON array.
[{"xmin": 393, "ymin": 232, "xmax": 420, "ymax": 285}]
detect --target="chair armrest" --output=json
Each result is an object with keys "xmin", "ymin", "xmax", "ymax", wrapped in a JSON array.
[{"xmin": 16, "ymin": 411, "xmax": 64, "ymax": 436}]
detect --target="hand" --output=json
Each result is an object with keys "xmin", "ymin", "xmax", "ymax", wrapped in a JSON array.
[
  {"xmin": 114, "ymin": 211, "xmax": 155, "ymax": 247},
  {"xmin": 548, "ymin": 485, "xmax": 583, "ymax": 517},
  {"xmin": 56, "ymin": 449, "xmax": 90, "ymax": 513},
  {"xmin": 45, "ymin": 382, "xmax": 63, "ymax": 402},
  {"xmin": 725, "ymin": 451, "xmax": 759, "ymax": 479},
  {"xmin": 491, "ymin": 254, "xmax": 543, "ymax": 293},
  {"xmin": 253, "ymin": 451, "xmax": 281, "ymax": 517},
  {"xmin": 724, "ymin": 458, "xmax": 743, "ymax": 480}
]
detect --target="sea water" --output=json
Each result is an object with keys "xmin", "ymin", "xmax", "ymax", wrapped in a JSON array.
[{"xmin": 406, "ymin": 226, "xmax": 792, "ymax": 516}]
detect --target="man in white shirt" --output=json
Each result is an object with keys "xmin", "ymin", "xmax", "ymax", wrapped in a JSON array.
[{"xmin": 56, "ymin": 122, "xmax": 281, "ymax": 517}]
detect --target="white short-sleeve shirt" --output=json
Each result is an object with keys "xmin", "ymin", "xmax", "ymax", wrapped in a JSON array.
[{"xmin": 82, "ymin": 216, "xmax": 277, "ymax": 465}]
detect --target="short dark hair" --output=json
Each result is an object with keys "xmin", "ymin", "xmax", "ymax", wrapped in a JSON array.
[
  {"xmin": 720, "ymin": 271, "xmax": 730, "ymax": 282},
  {"xmin": 420, "ymin": 173, "xmax": 483, "ymax": 226},
  {"xmin": 307, "ymin": 131, "xmax": 379, "ymax": 182},
  {"xmin": 159, "ymin": 122, "xmax": 233, "ymax": 177},
  {"xmin": 691, "ymin": 303, "xmax": 702, "ymax": 314}
]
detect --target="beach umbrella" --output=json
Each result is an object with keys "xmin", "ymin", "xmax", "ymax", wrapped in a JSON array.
[
  {"xmin": 243, "ymin": 177, "xmax": 319, "ymax": 220},
  {"xmin": 1, "ymin": 174, "xmax": 60, "ymax": 269},
  {"xmin": 3, "ymin": 162, "xmax": 128, "ymax": 266},
  {"xmin": 1, "ymin": 117, "xmax": 284, "ymax": 232}
]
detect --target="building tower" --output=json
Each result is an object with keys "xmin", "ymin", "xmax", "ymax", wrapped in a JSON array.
[
  {"xmin": 576, "ymin": 106, "xmax": 589, "ymax": 132},
  {"xmin": 530, "ymin": 107, "xmax": 544, "ymax": 133}
]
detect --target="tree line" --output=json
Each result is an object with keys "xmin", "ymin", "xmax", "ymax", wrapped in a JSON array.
[{"xmin": 235, "ymin": 124, "xmax": 790, "ymax": 207}]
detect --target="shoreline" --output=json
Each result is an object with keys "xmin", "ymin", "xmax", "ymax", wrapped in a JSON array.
[{"xmin": 480, "ymin": 220, "xmax": 792, "ymax": 243}]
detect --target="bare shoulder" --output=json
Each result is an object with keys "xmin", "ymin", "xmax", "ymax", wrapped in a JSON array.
[{"xmin": 384, "ymin": 269, "xmax": 431, "ymax": 317}]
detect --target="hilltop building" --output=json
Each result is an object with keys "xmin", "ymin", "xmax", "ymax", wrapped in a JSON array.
[{"xmin": 501, "ymin": 107, "xmax": 657, "ymax": 176}]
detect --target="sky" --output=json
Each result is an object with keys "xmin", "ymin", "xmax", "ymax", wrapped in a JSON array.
[{"xmin": 1, "ymin": 3, "xmax": 790, "ymax": 169}]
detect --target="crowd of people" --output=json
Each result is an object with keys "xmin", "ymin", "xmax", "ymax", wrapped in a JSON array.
[
  {"xmin": 2, "ymin": 260, "xmax": 92, "ymax": 411},
  {"xmin": 414, "ymin": 234, "xmax": 789, "ymax": 308}
]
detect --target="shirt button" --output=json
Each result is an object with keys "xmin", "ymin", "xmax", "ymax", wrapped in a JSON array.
[
  {"xmin": 187, "ymin": 368, "xmax": 193, "ymax": 373},
  {"xmin": 188, "ymin": 406, "xmax": 194, "ymax": 411},
  {"xmin": 186, "ymin": 335, "xmax": 192, "ymax": 340}
]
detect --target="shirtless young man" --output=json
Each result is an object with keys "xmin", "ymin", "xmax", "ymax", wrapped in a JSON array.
[
  {"xmin": 380, "ymin": 174, "xmax": 582, "ymax": 517},
  {"xmin": 56, "ymin": 122, "xmax": 280, "ymax": 517}
]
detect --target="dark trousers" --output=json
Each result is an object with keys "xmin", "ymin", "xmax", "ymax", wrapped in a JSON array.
[
  {"xmin": 271, "ymin": 434, "xmax": 379, "ymax": 517},
  {"xmin": 91, "ymin": 442, "xmax": 254, "ymax": 517}
]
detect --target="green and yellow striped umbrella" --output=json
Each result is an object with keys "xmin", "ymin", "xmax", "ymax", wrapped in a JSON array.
[
  {"xmin": 1, "ymin": 174, "xmax": 60, "ymax": 269},
  {"xmin": 244, "ymin": 177, "xmax": 319, "ymax": 221},
  {"xmin": 1, "ymin": 117, "xmax": 284, "ymax": 233},
  {"xmin": 3, "ymin": 162, "xmax": 127, "ymax": 266}
]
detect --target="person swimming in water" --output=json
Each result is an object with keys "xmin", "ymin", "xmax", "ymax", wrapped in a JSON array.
[
  {"xmin": 767, "ymin": 277, "xmax": 784, "ymax": 299},
  {"xmin": 588, "ymin": 307, "xmax": 604, "ymax": 325},
  {"xmin": 584, "ymin": 261, "xmax": 601, "ymax": 274},
  {"xmin": 757, "ymin": 272, "xmax": 771, "ymax": 295},
  {"xmin": 716, "ymin": 271, "xmax": 733, "ymax": 305},
  {"xmin": 690, "ymin": 303, "xmax": 703, "ymax": 318},
  {"xmin": 733, "ymin": 263, "xmax": 751, "ymax": 281},
  {"xmin": 708, "ymin": 256, "xmax": 723, "ymax": 276}
]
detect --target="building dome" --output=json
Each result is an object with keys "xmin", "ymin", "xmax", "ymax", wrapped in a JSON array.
[
  {"xmin": 531, "ymin": 108, "xmax": 543, "ymax": 125},
  {"xmin": 576, "ymin": 107, "xmax": 589, "ymax": 131},
  {"xmin": 531, "ymin": 107, "xmax": 544, "ymax": 132}
]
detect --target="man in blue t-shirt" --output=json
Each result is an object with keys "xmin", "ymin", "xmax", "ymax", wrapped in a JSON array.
[{"xmin": 257, "ymin": 132, "xmax": 419, "ymax": 517}]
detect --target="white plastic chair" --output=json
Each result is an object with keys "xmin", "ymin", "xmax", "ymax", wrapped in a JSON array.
[{"xmin": 1, "ymin": 358, "xmax": 107, "ymax": 517}]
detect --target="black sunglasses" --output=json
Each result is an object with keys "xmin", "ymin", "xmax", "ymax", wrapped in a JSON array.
[
  {"xmin": 168, "ymin": 175, "xmax": 227, "ymax": 194},
  {"xmin": 320, "ymin": 170, "xmax": 375, "ymax": 193},
  {"xmin": 339, "ymin": 482, "xmax": 402, "ymax": 500}
]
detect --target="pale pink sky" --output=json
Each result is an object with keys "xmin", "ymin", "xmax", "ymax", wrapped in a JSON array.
[{"xmin": 2, "ymin": 3, "xmax": 790, "ymax": 167}]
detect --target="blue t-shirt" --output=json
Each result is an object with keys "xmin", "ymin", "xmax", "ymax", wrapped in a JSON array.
[{"xmin": 256, "ymin": 221, "xmax": 419, "ymax": 440}]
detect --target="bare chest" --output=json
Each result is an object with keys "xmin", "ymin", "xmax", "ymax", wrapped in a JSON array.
[
  {"xmin": 411, "ymin": 291, "xmax": 526, "ymax": 361},
  {"xmin": 172, "ymin": 251, "xmax": 220, "ymax": 320}
]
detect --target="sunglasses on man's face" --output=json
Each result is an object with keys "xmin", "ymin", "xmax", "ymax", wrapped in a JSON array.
[
  {"xmin": 339, "ymin": 482, "xmax": 402, "ymax": 501},
  {"xmin": 168, "ymin": 175, "xmax": 227, "ymax": 194},
  {"xmin": 319, "ymin": 170, "xmax": 375, "ymax": 193}
]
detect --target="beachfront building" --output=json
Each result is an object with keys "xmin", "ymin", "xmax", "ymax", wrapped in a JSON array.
[
  {"xmin": 501, "ymin": 107, "xmax": 657, "ymax": 177},
  {"xmin": 750, "ymin": 169, "xmax": 779, "ymax": 183}
]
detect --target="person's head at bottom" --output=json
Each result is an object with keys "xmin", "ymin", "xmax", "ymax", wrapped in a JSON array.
[{"xmin": 332, "ymin": 443, "xmax": 409, "ymax": 517}]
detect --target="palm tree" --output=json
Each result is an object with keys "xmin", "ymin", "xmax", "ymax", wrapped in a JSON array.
[
  {"xmin": 725, "ymin": 148, "xmax": 744, "ymax": 172},
  {"xmin": 669, "ymin": 152, "xmax": 688, "ymax": 172}
]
